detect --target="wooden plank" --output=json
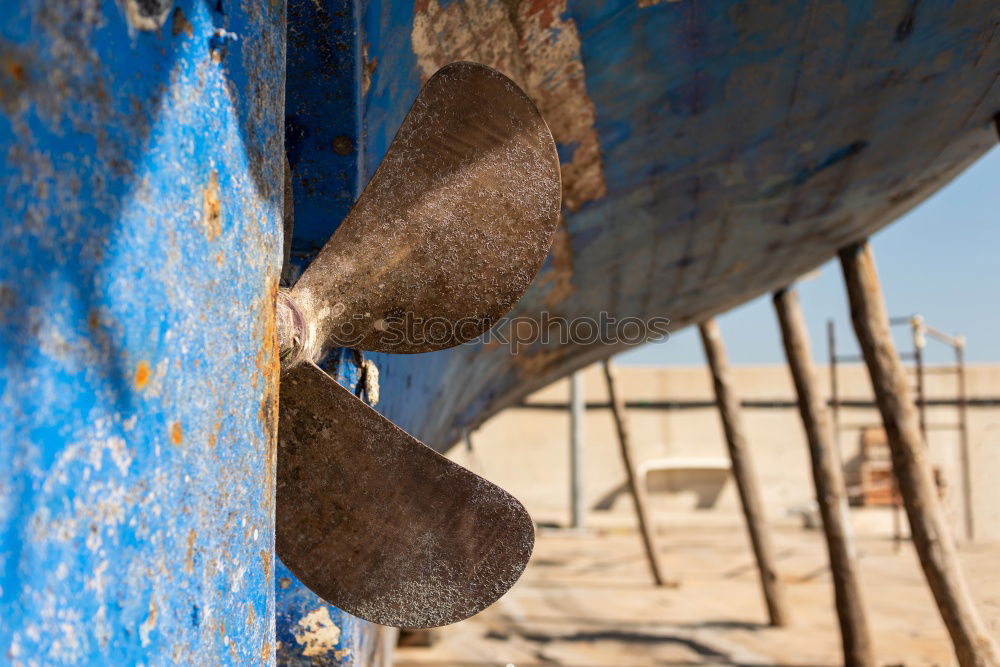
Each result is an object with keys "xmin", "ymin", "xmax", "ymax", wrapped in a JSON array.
[
  {"xmin": 698, "ymin": 320, "xmax": 790, "ymax": 627},
  {"xmin": 602, "ymin": 360, "xmax": 675, "ymax": 588},
  {"xmin": 773, "ymin": 287, "xmax": 874, "ymax": 666},
  {"xmin": 839, "ymin": 241, "xmax": 1000, "ymax": 667}
]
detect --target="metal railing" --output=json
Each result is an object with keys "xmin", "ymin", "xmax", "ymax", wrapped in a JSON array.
[{"xmin": 827, "ymin": 315, "xmax": 973, "ymax": 542}]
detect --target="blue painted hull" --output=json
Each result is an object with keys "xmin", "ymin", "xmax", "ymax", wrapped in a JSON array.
[
  {"xmin": 1, "ymin": 0, "xmax": 284, "ymax": 662},
  {"xmin": 363, "ymin": 0, "xmax": 1000, "ymax": 449},
  {"xmin": 2, "ymin": 0, "xmax": 997, "ymax": 663}
]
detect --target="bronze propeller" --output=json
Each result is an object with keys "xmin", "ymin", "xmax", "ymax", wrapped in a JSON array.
[{"xmin": 275, "ymin": 62, "xmax": 562, "ymax": 628}]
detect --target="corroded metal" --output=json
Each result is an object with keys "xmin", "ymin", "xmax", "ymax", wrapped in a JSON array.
[
  {"xmin": 287, "ymin": 61, "xmax": 561, "ymax": 357},
  {"xmin": 276, "ymin": 361, "xmax": 534, "ymax": 628}
]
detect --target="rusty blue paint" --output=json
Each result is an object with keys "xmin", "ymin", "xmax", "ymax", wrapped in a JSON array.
[
  {"xmin": 354, "ymin": 0, "xmax": 1000, "ymax": 455},
  {"xmin": 0, "ymin": 0, "xmax": 284, "ymax": 662}
]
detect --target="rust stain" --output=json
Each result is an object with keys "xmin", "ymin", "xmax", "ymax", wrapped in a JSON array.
[
  {"xmin": 134, "ymin": 361, "xmax": 151, "ymax": 389},
  {"xmin": 361, "ymin": 44, "xmax": 377, "ymax": 96},
  {"xmin": 259, "ymin": 548, "xmax": 271, "ymax": 579},
  {"xmin": 215, "ymin": 250, "xmax": 224, "ymax": 267},
  {"xmin": 721, "ymin": 260, "xmax": 747, "ymax": 279},
  {"xmin": 171, "ymin": 7, "xmax": 194, "ymax": 38},
  {"xmin": 202, "ymin": 170, "xmax": 222, "ymax": 241},
  {"xmin": 539, "ymin": 215, "xmax": 574, "ymax": 306},
  {"xmin": 170, "ymin": 421, "xmax": 183, "ymax": 445},
  {"xmin": 331, "ymin": 136, "xmax": 353, "ymax": 155},
  {"xmin": 511, "ymin": 342, "xmax": 566, "ymax": 380},
  {"xmin": 411, "ymin": 0, "xmax": 605, "ymax": 212},
  {"xmin": 6, "ymin": 59, "xmax": 25, "ymax": 84},
  {"xmin": 257, "ymin": 276, "xmax": 280, "ymax": 514},
  {"xmin": 184, "ymin": 529, "xmax": 196, "ymax": 573},
  {"xmin": 256, "ymin": 277, "xmax": 279, "ymax": 393},
  {"xmin": 139, "ymin": 599, "xmax": 158, "ymax": 646},
  {"xmin": 260, "ymin": 638, "xmax": 270, "ymax": 663},
  {"xmin": 0, "ymin": 43, "xmax": 34, "ymax": 119}
]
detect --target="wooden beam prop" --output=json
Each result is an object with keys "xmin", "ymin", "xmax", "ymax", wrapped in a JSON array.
[
  {"xmin": 773, "ymin": 287, "xmax": 874, "ymax": 666},
  {"xmin": 602, "ymin": 360, "xmax": 675, "ymax": 587},
  {"xmin": 569, "ymin": 371, "xmax": 586, "ymax": 529},
  {"xmin": 839, "ymin": 241, "xmax": 1000, "ymax": 667},
  {"xmin": 698, "ymin": 320, "xmax": 790, "ymax": 627}
]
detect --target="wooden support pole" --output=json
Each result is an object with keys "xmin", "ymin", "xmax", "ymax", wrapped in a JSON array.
[
  {"xmin": 569, "ymin": 371, "xmax": 585, "ymax": 529},
  {"xmin": 773, "ymin": 287, "xmax": 874, "ymax": 666},
  {"xmin": 602, "ymin": 359, "xmax": 674, "ymax": 587},
  {"xmin": 956, "ymin": 339, "xmax": 974, "ymax": 542},
  {"xmin": 698, "ymin": 320, "xmax": 790, "ymax": 627},
  {"xmin": 839, "ymin": 241, "xmax": 1000, "ymax": 667}
]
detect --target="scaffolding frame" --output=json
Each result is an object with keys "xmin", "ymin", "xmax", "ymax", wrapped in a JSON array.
[{"xmin": 827, "ymin": 315, "xmax": 973, "ymax": 543}]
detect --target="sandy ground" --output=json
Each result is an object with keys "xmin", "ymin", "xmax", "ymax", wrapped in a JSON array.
[{"xmin": 394, "ymin": 510, "xmax": 1000, "ymax": 666}]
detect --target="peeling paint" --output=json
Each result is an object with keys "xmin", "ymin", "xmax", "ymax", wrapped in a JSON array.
[
  {"xmin": 124, "ymin": 0, "xmax": 174, "ymax": 32},
  {"xmin": 172, "ymin": 7, "xmax": 194, "ymax": 38},
  {"xmin": 411, "ymin": 0, "xmax": 606, "ymax": 213},
  {"xmin": 203, "ymin": 170, "xmax": 223, "ymax": 241},
  {"xmin": 294, "ymin": 607, "xmax": 342, "ymax": 657},
  {"xmin": 170, "ymin": 421, "xmax": 184, "ymax": 445},
  {"xmin": 139, "ymin": 600, "xmax": 158, "ymax": 647}
]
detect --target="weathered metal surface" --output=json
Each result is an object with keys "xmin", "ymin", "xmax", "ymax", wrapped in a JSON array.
[
  {"xmin": 287, "ymin": 61, "xmax": 560, "ymax": 358},
  {"xmin": 0, "ymin": 0, "xmax": 285, "ymax": 664},
  {"xmin": 275, "ymin": 350, "xmax": 388, "ymax": 665},
  {"xmin": 277, "ymin": 361, "xmax": 535, "ymax": 627},
  {"xmin": 356, "ymin": 0, "xmax": 1000, "ymax": 452}
]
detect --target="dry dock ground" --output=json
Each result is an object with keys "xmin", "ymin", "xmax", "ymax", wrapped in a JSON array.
[{"xmin": 394, "ymin": 510, "xmax": 1000, "ymax": 666}]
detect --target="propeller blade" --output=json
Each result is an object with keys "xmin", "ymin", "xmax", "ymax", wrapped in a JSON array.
[
  {"xmin": 289, "ymin": 61, "xmax": 561, "ymax": 355},
  {"xmin": 276, "ymin": 361, "xmax": 535, "ymax": 628}
]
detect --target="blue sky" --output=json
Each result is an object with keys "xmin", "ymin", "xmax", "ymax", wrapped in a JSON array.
[{"xmin": 620, "ymin": 146, "xmax": 999, "ymax": 367}]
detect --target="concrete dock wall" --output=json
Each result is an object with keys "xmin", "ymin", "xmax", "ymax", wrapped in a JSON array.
[{"xmin": 451, "ymin": 364, "xmax": 1000, "ymax": 542}]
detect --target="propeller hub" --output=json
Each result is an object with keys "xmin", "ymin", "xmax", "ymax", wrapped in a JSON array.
[{"xmin": 276, "ymin": 289, "xmax": 316, "ymax": 368}]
